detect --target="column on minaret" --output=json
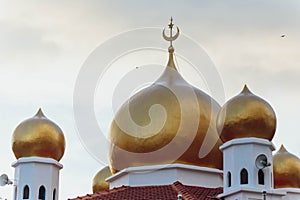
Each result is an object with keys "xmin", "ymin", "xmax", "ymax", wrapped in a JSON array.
[
  {"xmin": 216, "ymin": 85, "xmax": 284, "ymax": 200},
  {"xmin": 11, "ymin": 109, "xmax": 65, "ymax": 200}
]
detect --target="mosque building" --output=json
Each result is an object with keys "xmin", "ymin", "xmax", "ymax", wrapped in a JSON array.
[{"xmin": 7, "ymin": 19, "xmax": 300, "ymax": 200}]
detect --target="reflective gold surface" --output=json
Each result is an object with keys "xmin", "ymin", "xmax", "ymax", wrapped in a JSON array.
[
  {"xmin": 273, "ymin": 145, "xmax": 300, "ymax": 188},
  {"xmin": 92, "ymin": 166, "xmax": 112, "ymax": 193},
  {"xmin": 109, "ymin": 25, "xmax": 223, "ymax": 172},
  {"xmin": 216, "ymin": 85, "xmax": 276, "ymax": 142},
  {"xmin": 167, "ymin": 47, "xmax": 176, "ymax": 69},
  {"xmin": 12, "ymin": 108, "xmax": 65, "ymax": 161}
]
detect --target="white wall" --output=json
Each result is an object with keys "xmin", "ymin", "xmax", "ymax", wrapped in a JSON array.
[
  {"xmin": 107, "ymin": 164, "xmax": 223, "ymax": 189},
  {"xmin": 12, "ymin": 157, "xmax": 62, "ymax": 200}
]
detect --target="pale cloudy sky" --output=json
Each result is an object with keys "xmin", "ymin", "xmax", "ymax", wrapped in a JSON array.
[{"xmin": 0, "ymin": 0, "xmax": 300, "ymax": 199}]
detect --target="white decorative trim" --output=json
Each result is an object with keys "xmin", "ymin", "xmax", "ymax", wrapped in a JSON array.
[
  {"xmin": 220, "ymin": 137, "xmax": 275, "ymax": 151},
  {"xmin": 218, "ymin": 187, "xmax": 286, "ymax": 198},
  {"xmin": 12, "ymin": 156, "xmax": 63, "ymax": 169},
  {"xmin": 106, "ymin": 164, "xmax": 223, "ymax": 189}
]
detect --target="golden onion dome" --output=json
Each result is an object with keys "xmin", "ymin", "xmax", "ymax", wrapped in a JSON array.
[
  {"xmin": 109, "ymin": 19, "xmax": 223, "ymax": 173},
  {"xmin": 216, "ymin": 85, "xmax": 276, "ymax": 143},
  {"xmin": 12, "ymin": 108, "xmax": 65, "ymax": 161},
  {"xmin": 92, "ymin": 166, "xmax": 112, "ymax": 193},
  {"xmin": 273, "ymin": 145, "xmax": 300, "ymax": 188}
]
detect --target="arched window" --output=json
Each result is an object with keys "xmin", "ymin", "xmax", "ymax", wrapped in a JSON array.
[
  {"xmin": 38, "ymin": 185, "xmax": 46, "ymax": 200},
  {"xmin": 23, "ymin": 185, "xmax": 29, "ymax": 199},
  {"xmin": 53, "ymin": 188, "xmax": 56, "ymax": 200},
  {"xmin": 258, "ymin": 169, "xmax": 264, "ymax": 185},
  {"xmin": 240, "ymin": 168, "xmax": 248, "ymax": 184},
  {"xmin": 227, "ymin": 172, "xmax": 232, "ymax": 187}
]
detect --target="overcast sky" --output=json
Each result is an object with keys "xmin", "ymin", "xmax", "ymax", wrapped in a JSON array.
[{"xmin": 0, "ymin": 0, "xmax": 300, "ymax": 199}]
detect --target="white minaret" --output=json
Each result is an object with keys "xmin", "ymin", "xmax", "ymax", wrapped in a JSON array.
[
  {"xmin": 11, "ymin": 109, "xmax": 66, "ymax": 200},
  {"xmin": 218, "ymin": 138, "xmax": 285, "ymax": 200},
  {"xmin": 216, "ymin": 85, "xmax": 284, "ymax": 200},
  {"xmin": 12, "ymin": 157, "xmax": 62, "ymax": 200}
]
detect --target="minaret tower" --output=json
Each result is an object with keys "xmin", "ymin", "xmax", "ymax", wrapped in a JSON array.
[
  {"xmin": 216, "ymin": 85, "xmax": 284, "ymax": 200},
  {"xmin": 11, "ymin": 109, "xmax": 66, "ymax": 200}
]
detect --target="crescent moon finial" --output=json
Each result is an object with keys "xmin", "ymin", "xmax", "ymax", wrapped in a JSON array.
[
  {"xmin": 162, "ymin": 17, "xmax": 180, "ymax": 49},
  {"xmin": 163, "ymin": 18, "xmax": 179, "ymax": 69}
]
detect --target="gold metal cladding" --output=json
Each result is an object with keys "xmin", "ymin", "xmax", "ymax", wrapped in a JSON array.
[
  {"xmin": 273, "ymin": 145, "xmax": 300, "ymax": 188},
  {"xmin": 216, "ymin": 85, "xmax": 276, "ymax": 143},
  {"xmin": 92, "ymin": 166, "xmax": 112, "ymax": 193},
  {"xmin": 12, "ymin": 108, "xmax": 65, "ymax": 161},
  {"xmin": 109, "ymin": 20, "xmax": 223, "ymax": 173},
  {"xmin": 109, "ymin": 82, "xmax": 223, "ymax": 173}
]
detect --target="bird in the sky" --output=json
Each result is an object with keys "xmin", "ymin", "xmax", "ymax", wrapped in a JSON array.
[{"xmin": 281, "ymin": 34, "xmax": 286, "ymax": 38}]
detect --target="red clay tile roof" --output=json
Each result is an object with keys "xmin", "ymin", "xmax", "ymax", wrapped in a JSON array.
[{"xmin": 68, "ymin": 181, "xmax": 223, "ymax": 200}]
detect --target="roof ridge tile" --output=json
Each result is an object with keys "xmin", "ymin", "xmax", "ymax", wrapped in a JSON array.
[{"xmin": 69, "ymin": 181, "xmax": 223, "ymax": 200}]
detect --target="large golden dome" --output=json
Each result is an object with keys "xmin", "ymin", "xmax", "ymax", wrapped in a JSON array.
[
  {"xmin": 273, "ymin": 145, "xmax": 300, "ymax": 188},
  {"xmin": 12, "ymin": 108, "xmax": 65, "ymax": 161},
  {"xmin": 92, "ymin": 166, "xmax": 112, "ymax": 193},
  {"xmin": 109, "ymin": 20, "xmax": 223, "ymax": 173},
  {"xmin": 216, "ymin": 85, "xmax": 276, "ymax": 143}
]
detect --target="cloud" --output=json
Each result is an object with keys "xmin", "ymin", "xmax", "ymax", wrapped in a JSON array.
[
  {"xmin": 0, "ymin": 20, "xmax": 61, "ymax": 64},
  {"xmin": 0, "ymin": 1, "xmax": 300, "ymax": 199}
]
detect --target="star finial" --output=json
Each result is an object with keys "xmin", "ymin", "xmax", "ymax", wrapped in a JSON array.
[
  {"xmin": 162, "ymin": 17, "xmax": 180, "ymax": 49},
  {"xmin": 162, "ymin": 18, "xmax": 180, "ymax": 69},
  {"xmin": 168, "ymin": 17, "xmax": 174, "ymax": 30}
]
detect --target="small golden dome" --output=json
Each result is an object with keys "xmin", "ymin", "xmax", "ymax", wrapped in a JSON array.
[
  {"xmin": 273, "ymin": 145, "xmax": 300, "ymax": 188},
  {"xmin": 216, "ymin": 85, "xmax": 276, "ymax": 143},
  {"xmin": 12, "ymin": 108, "xmax": 65, "ymax": 161},
  {"xmin": 92, "ymin": 166, "xmax": 112, "ymax": 193},
  {"xmin": 109, "ymin": 20, "xmax": 223, "ymax": 173}
]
